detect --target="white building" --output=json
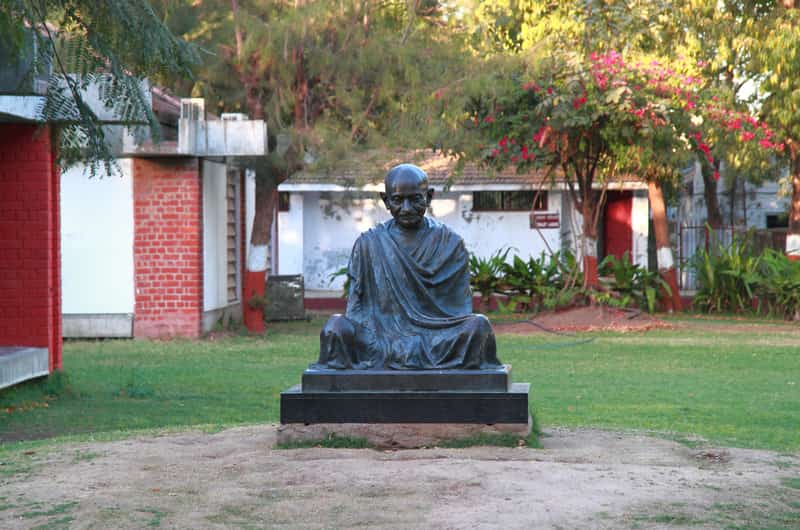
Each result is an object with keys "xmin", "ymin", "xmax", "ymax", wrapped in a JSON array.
[
  {"xmin": 60, "ymin": 92, "xmax": 267, "ymax": 338},
  {"xmin": 275, "ymin": 153, "xmax": 650, "ymax": 301}
]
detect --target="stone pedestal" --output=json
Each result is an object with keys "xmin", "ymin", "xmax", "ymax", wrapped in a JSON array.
[
  {"xmin": 279, "ymin": 364, "xmax": 530, "ymax": 430},
  {"xmin": 277, "ymin": 419, "xmax": 532, "ymax": 449}
]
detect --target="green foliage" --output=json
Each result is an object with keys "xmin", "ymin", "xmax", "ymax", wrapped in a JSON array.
[
  {"xmin": 328, "ymin": 266, "xmax": 351, "ymax": 299},
  {"xmin": 691, "ymin": 239, "xmax": 762, "ymax": 314},
  {"xmin": 749, "ymin": 6, "xmax": 800, "ymax": 153},
  {"xmin": 498, "ymin": 250, "xmax": 583, "ymax": 312},
  {"xmin": 468, "ymin": 247, "xmax": 513, "ymax": 308},
  {"xmin": 691, "ymin": 240, "xmax": 800, "ymax": 320},
  {"xmin": 757, "ymin": 249, "xmax": 800, "ymax": 321},
  {"xmin": 0, "ymin": 0, "xmax": 197, "ymax": 172},
  {"xmin": 469, "ymin": 248, "xmax": 584, "ymax": 313},
  {"xmin": 599, "ymin": 252, "xmax": 671, "ymax": 313},
  {"xmin": 157, "ymin": 0, "xmax": 469, "ymax": 179}
]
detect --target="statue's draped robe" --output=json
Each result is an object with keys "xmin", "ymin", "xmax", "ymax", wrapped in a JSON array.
[{"xmin": 316, "ymin": 218, "xmax": 500, "ymax": 370}]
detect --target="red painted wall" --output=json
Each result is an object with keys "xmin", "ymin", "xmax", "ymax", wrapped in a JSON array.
[
  {"xmin": 0, "ymin": 124, "xmax": 62, "ymax": 370},
  {"xmin": 604, "ymin": 191, "xmax": 633, "ymax": 262},
  {"xmin": 132, "ymin": 158, "xmax": 203, "ymax": 338}
]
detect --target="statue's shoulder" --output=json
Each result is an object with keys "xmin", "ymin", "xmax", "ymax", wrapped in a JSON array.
[
  {"xmin": 355, "ymin": 220, "xmax": 391, "ymax": 245},
  {"xmin": 426, "ymin": 217, "xmax": 464, "ymax": 243}
]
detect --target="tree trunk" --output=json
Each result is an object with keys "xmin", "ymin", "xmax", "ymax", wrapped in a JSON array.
[
  {"xmin": 788, "ymin": 155, "xmax": 800, "ymax": 261},
  {"xmin": 581, "ymin": 194, "xmax": 599, "ymax": 289},
  {"xmin": 701, "ymin": 160, "xmax": 724, "ymax": 229},
  {"xmin": 648, "ymin": 181, "xmax": 683, "ymax": 312},
  {"xmin": 243, "ymin": 180, "xmax": 278, "ymax": 332}
]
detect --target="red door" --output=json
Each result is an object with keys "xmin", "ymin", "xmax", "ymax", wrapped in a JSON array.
[{"xmin": 604, "ymin": 191, "xmax": 633, "ymax": 262}]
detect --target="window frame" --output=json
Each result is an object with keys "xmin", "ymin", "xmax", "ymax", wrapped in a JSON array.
[{"xmin": 471, "ymin": 190, "xmax": 548, "ymax": 212}]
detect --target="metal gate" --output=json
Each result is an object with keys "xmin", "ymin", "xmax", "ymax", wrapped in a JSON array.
[{"xmin": 678, "ymin": 225, "xmax": 735, "ymax": 290}]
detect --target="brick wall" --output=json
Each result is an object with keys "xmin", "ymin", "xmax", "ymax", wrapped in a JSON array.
[
  {"xmin": 0, "ymin": 124, "xmax": 62, "ymax": 370},
  {"xmin": 133, "ymin": 158, "xmax": 203, "ymax": 338}
]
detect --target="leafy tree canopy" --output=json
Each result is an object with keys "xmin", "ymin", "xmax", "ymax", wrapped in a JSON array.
[{"xmin": 0, "ymin": 0, "xmax": 197, "ymax": 171}]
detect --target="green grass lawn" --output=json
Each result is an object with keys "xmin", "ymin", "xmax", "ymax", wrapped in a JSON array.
[{"xmin": 1, "ymin": 316, "xmax": 798, "ymax": 451}]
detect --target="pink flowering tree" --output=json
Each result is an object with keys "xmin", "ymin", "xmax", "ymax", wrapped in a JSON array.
[{"xmin": 433, "ymin": 49, "xmax": 782, "ymax": 295}]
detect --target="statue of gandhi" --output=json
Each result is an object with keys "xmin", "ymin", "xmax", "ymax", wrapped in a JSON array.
[{"xmin": 313, "ymin": 163, "xmax": 501, "ymax": 370}]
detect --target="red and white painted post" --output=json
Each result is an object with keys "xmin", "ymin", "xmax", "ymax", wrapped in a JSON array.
[
  {"xmin": 582, "ymin": 236, "xmax": 599, "ymax": 288},
  {"xmin": 243, "ymin": 243, "xmax": 267, "ymax": 333},
  {"xmin": 648, "ymin": 181, "xmax": 682, "ymax": 312}
]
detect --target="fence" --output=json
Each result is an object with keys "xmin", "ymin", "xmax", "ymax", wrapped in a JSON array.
[{"xmin": 677, "ymin": 225, "xmax": 787, "ymax": 290}]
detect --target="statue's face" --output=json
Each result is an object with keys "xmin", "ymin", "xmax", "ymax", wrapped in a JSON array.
[{"xmin": 381, "ymin": 172, "xmax": 433, "ymax": 229}]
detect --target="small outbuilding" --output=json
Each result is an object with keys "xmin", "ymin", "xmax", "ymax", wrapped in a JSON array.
[
  {"xmin": 60, "ymin": 93, "xmax": 268, "ymax": 338},
  {"xmin": 0, "ymin": 121, "xmax": 62, "ymax": 388},
  {"xmin": 275, "ymin": 152, "xmax": 651, "ymax": 309}
]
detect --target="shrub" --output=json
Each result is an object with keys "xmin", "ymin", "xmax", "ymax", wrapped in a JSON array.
[
  {"xmin": 493, "ymin": 249, "xmax": 584, "ymax": 313},
  {"xmin": 468, "ymin": 247, "xmax": 513, "ymax": 310},
  {"xmin": 691, "ymin": 239, "xmax": 761, "ymax": 314},
  {"xmin": 598, "ymin": 251, "xmax": 670, "ymax": 313},
  {"xmin": 757, "ymin": 249, "xmax": 800, "ymax": 321}
]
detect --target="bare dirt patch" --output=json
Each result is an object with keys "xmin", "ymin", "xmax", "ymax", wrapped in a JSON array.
[
  {"xmin": 493, "ymin": 305, "xmax": 671, "ymax": 335},
  {"xmin": 1, "ymin": 426, "xmax": 797, "ymax": 529},
  {"xmin": 670, "ymin": 314, "xmax": 800, "ymax": 336}
]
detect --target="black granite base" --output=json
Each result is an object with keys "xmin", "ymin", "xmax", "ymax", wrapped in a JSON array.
[
  {"xmin": 280, "ymin": 383, "xmax": 530, "ymax": 424},
  {"xmin": 302, "ymin": 365, "xmax": 511, "ymax": 392}
]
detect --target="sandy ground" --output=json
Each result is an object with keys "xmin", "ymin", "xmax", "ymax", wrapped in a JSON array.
[{"xmin": 2, "ymin": 426, "xmax": 798, "ymax": 529}]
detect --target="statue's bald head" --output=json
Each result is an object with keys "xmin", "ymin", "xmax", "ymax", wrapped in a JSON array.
[
  {"xmin": 381, "ymin": 164, "xmax": 434, "ymax": 229},
  {"xmin": 384, "ymin": 163, "xmax": 429, "ymax": 192}
]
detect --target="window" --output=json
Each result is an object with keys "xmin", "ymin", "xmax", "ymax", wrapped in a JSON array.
[
  {"xmin": 278, "ymin": 192, "xmax": 290, "ymax": 212},
  {"xmin": 766, "ymin": 212, "xmax": 788, "ymax": 229},
  {"xmin": 472, "ymin": 191, "xmax": 547, "ymax": 211}
]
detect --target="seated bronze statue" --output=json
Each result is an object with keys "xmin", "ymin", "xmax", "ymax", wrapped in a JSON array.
[{"xmin": 314, "ymin": 163, "xmax": 501, "ymax": 371}]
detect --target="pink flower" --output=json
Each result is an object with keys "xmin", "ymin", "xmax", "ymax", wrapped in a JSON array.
[
  {"xmin": 758, "ymin": 139, "xmax": 773, "ymax": 149},
  {"xmin": 511, "ymin": 156, "xmax": 519, "ymax": 163},
  {"xmin": 523, "ymin": 82, "xmax": 540, "ymax": 92},
  {"xmin": 713, "ymin": 170, "xmax": 720, "ymax": 180},
  {"xmin": 483, "ymin": 115, "xmax": 495, "ymax": 124},
  {"xmin": 573, "ymin": 95, "xmax": 587, "ymax": 109},
  {"xmin": 547, "ymin": 87, "xmax": 554, "ymax": 95},
  {"xmin": 490, "ymin": 148, "xmax": 499, "ymax": 157},
  {"xmin": 499, "ymin": 136, "xmax": 508, "ymax": 147},
  {"xmin": 533, "ymin": 126, "xmax": 548, "ymax": 144}
]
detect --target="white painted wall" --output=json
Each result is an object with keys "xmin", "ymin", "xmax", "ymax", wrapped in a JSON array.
[
  {"xmin": 631, "ymin": 190, "xmax": 649, "ymax": 268},
  {"xmin": 60, "ymin": 159, "xmax": 134, "ymax": 314},
  {"xmin": 202, "ymin": 160, "xmax": 228, "ymax": 311},
  {"xmin": 679, "ymin": 161, "xmax": 791, "ymax": 228},
  {"xmin": 290, "ymin": 191, "xmax": 563, "ymax": 291},
  {"xmin": 245, "ymin": 168, "xmax": 256, "ymax": 248},
  {"xmin": 277, "ymin": 193, "xmax": 304, "ymax": 275}
]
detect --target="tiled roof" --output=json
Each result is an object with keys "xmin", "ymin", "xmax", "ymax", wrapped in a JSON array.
[{"xmin": 284, "ymin": 149, "xmax": 642, "ymax": 189}]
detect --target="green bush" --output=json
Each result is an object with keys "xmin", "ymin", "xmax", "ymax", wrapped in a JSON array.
[
  {"xmin": 498, "ymin": 253, "xmax": 560, "ymax": 312},
  {"xmin": 757, "ymin": 249, "xmax": 800, "ymax": 321},
  {"xmin": 691, "ymin": 239, "xmax": 761, "ymax": 314},
  {"xmin": 468, "ymin": 247, "xmax": 513, "ymax": 310},
  {"xmin": 470, "ymin": 248, "xmax": 584, "ymax": 313},
  {"xmin": 598, "ymin": 251, "xmax": 670, "ymax": 313}
]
